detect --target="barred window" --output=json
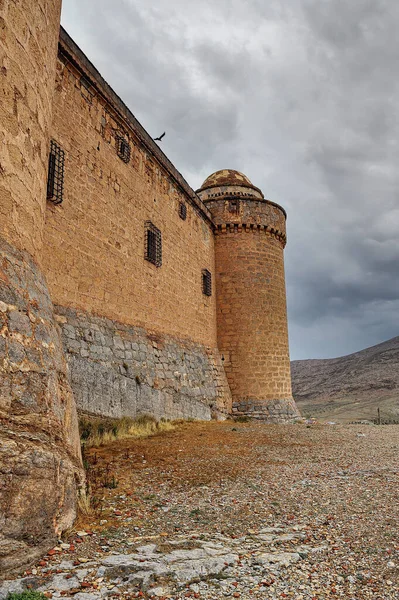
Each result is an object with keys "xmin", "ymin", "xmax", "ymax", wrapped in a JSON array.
[
  {"xmin": 116, "ymin": 135, "xmax": 131, "ymax": 163},
  {"xmin": 145, "ymin": 221, "xmax": 162, "ymax": 267},
  {"xmin": 178, "ymin": 202, "xmax": 187, "ymax": 220},
  {"xmin": 47, "ymin": 140, "xmax": 65, "ymax": 205},
  {"xmin": 202, "ymin": 269, "xmax": 212, "ymax": 296}
]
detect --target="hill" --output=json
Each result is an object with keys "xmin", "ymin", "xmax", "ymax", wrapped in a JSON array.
[{"xmin": 291, "ymin": 336, "xmax": 399, "ymax": 422}]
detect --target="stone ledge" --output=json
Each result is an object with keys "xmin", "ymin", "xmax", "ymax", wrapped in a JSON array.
[{"xmin": 232, "ymin": 398, "xmax": 301, "ymax": 423}]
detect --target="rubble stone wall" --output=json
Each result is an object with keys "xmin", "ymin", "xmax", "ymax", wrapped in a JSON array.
[{"xmin": 56, "ymin": 306, "xmax": 231, "ymax": 421}]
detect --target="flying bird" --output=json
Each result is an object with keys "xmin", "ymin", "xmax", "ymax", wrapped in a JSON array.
[{"xmin": 154, "ymin": 132, "xmax": 166, "ymax": 142}]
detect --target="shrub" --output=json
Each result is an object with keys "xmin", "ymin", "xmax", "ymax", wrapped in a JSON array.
[
  {"xmin": 6, "ymin": 593, "xmax": 47, "ymax": 600},
  {"xmin": 234, "ymin": 415, "xmax": 250, "ymax": 423}
]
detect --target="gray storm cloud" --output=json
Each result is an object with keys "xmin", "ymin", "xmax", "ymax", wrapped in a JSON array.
[{"xmin": 61, "ymin": 0, "xmax": 399, "ymax": 359}]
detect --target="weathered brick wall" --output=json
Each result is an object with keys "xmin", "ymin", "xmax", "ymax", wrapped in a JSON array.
[
  {"xmin": 43, "ymin": 41, "xmax": 217, "ymax": 347},
  {"xmin": 198, "ymin": 186, "xmax": 299, "ymax": 422},
  {"xmin": 0, "ymin": 0, "xmax": 83, "ymax": 577},
  {"xmin": 41, "ymin": 34, "xmax": 231, "ymax": 419},
  {"xmin": 0, "ymin": 0, "xmax": 61, "ymax": 261}
]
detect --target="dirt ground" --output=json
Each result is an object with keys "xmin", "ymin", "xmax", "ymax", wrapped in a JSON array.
[
  {"xmin": 75, "ymin": 421, "xmax": 399, "ymax": 595},
  {"xmin": 4, "ymin": 421, "xmax": 399, "ymax": 599}
]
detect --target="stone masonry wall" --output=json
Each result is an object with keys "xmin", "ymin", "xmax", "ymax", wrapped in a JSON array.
[
  {"xmin": 0, "ymin": 0, "xmax": 61, "ymax": 262},
  {"xmin": 214, "ymin": 229, "xmax": 295, "ymax": 415},
  {"xmin": 197, "ymin": 192, "xmax": 299, "ymax": 422},
  {"xmin": 0, "ymin": 0, "xmax": 83, "ymax": 578},
  {"xmin": 0, "ymin": 239, "xmax": 83, "ymax": 576},
  {"xmin": 56, "ymin": 306, "xmax": 231, "ymax": 421}
]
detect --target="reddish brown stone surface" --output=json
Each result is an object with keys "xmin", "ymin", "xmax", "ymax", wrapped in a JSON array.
[
  {"xmin": 0, "ymin": 239, "xmax": 83, "ymax": 576},
  {"xmin": 40, "ymin": 31, "xmax": 232, "ymax": 421},
  {"xmin": 198, "ymin": 172, "xmax": 299, "ymax": 422},
  {"xmin": 42, "ymin": 33, "xmax": 218, "ymax": 349},
  {"xmin": 0, "ymin": 0, "xmax": 62, "ymax": 261},
  {"xmin": 0, "ymin": 0, "xmax": 83, "ymax": 577}
]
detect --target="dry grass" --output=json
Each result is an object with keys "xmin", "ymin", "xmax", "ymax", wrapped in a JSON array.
[
  {"xmin": 79, "ymin": 413, "xmax": 176, "ymax": 449},
  {"xmin": 76, "ymin": 487, "xmax": 92, "ymax": 515},
  {"xmin": 74, "ymin": 413, "xmax": 182, "ymax": 522}
]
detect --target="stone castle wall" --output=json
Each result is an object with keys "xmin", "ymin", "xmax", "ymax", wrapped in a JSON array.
[
  {"xmin": 40, "ymin": 32, "xmax": 232, "ymax": 419},
  {"xmin": 0, "ymin": 0, "xmax": 83, "ymax": 577},
  {"xmin": 0, "ymin": 0, "xmax": 61, "ymax": 261},
  {"xmin": 56, "ymin": 307, "xmax": 230, "ymax": 421},
  {"xmin": 0, "ymin": 2, "xmax": 297, "ymax": 577},
  {"xmin": 214, "ymin": 228, "xmax": 297, "ymax": 421}
]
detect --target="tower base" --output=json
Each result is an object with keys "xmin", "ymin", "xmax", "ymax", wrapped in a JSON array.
[
  {"xmin": 0, "ymin": 238, "xmax": 83, "ymax": 577},
  {"xmin": 232, "ymin": 398, "xmax": 300, "ymax": 423}
]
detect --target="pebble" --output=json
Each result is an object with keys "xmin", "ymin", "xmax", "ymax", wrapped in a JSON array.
[{"xmin": 1, "ymin": 422, "xmax": 398, "ymax": 599}]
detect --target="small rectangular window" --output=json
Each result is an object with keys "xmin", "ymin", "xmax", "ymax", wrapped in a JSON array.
[
  {"xmin": 229, "ymin": 199, "xmax": 239, "ymax": 214},
  {"xmin": 202, "ymin": 269, "xmax": 212, "ymax": 296},
  {"xmin": 145, "ymin": 221, "xmax": 162, "ymax": 267},
  {"xmin": 178, "ymin": 202, "xmax": 187, "ymax": 220},
  {"xmin": 47, "ymin": 140, "xmax": 65, "ymax": 205},
  {"xmin": 116, "ymin": 134, "xmax": 131, "ymax": 163}
]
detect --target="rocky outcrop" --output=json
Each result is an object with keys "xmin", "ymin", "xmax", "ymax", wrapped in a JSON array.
[{"xmin": 0, "ymin": 526, "xmax": 310, "ymax": 599}]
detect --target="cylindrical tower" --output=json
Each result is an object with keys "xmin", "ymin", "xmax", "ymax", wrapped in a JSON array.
[
  {"xmin": 0, "ymin": 0, "xmax": 83, "ymax": 576},
  {"xmin": 197, "ymin": 170, "xmax": 299, "ymax": 422}
]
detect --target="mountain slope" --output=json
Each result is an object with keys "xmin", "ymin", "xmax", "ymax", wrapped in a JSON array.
[{"xmin": 291, "ymin": 336, "xmax": 399, "ymax": 422}]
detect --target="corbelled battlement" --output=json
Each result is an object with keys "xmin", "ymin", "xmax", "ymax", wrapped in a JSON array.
[
  {"xmin": 197, "ymin": 170, "xmax": 287, "ymax": 245},
  {"xmin": 203, "ymin": 197, "xmax": 287, "ymax": 246},
  {"xmin": 214, "ymin": 222, "xmax": 287, "ymax": 246}
]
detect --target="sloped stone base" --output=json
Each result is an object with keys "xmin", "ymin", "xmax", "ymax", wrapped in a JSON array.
[
  {"xmin": 0, "ymin": 238, "xmax": 83, "ymax": 578},
  {"xmin": 232, "ymin": 398, "xmax": 301, "ymax": 423},
  {"xmin": 55, "ymin": 306, "xmax": 232, "ymax": 422}
]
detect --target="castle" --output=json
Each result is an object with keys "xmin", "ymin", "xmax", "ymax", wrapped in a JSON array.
[{"xmin": 0, "ymin": 0, "xmax": 299, "ymax": 576}]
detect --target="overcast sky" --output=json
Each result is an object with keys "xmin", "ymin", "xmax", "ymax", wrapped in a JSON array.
[{"xmin": 61, "ymin": 0, "xmax": 399, "ymax": 361}]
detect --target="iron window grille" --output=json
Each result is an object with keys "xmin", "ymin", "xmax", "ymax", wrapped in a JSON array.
[
  {"xmin": 145, "ymin": 221, "xmax": 162, "ymax": 267},
  {"xmin": 47, "ymin": 140, "xmax": 65, "ymax": 205},
  {"xmin": 178, "ymin": 202, "xmax": 187, "ymax": 220},
  {"xmin": 116, "ymin": 134, "xmax": 131, "ymax": 163},
  {"xmin": 202, "ymin": 269, "xmax": 212, "ymax": 296}
]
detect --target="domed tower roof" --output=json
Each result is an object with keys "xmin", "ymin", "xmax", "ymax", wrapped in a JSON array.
[
  {"xmin": 201, "ymin": 170, "xmax": 253, "ymax": 189},
  {"xmin": 196, "ymin": 169, "xmax": 264, "ymax": 199}
]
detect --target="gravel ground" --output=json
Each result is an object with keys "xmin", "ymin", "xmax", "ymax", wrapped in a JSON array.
[{"xmin": 1, "ymin": 422, "xmax": 398, "ymax": 599}]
